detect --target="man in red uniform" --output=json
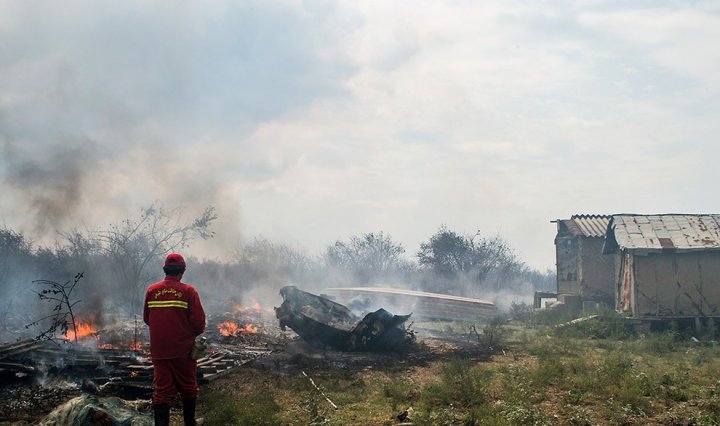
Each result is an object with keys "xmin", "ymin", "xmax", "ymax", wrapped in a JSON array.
[{"xmin": 144, "ymin": 253, "xmax": 206, "ymax": 426}]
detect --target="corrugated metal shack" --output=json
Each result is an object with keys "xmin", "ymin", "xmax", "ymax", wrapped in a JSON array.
[
  {"xmin": 553, "ymin": 214, "xmax": 615, "ymax": 308},
  {"xmin": 602, "ymin": 214, "xmax": 720, "ymax": 319}
]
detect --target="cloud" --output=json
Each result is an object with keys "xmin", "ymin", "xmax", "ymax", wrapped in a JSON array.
[{"xmin": 1, "ymin": 0, "xmax": 719, "ymax": 269}]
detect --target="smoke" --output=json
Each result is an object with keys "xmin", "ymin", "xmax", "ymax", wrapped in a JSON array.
[
  {"xmin": 0, "ymin": 1, "xmax": 358, "ymax": 260},
  {"xmin": 3, "ymin": 140, "xmax": 99, "ymax": 234}
]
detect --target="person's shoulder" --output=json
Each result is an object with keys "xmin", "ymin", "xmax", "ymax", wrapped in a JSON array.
[
  {"xmin": 180, "ymin": 282, "xmax": 198, "ymax": 293},
  {"xmin": 146, "ymin": 280, "xmax": 166, "ymax": 292}
]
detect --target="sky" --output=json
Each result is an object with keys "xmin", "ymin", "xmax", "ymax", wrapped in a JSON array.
[{"xmin": 1, "ymin": 0, "xmax": 719, "ymax": 270}]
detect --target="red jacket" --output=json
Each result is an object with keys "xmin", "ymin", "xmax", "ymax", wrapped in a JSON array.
[{"xmin": 143, "ymin": 276, "xmax": 206, "ymax": 359}]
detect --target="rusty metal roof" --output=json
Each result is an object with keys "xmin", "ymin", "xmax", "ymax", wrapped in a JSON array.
[
  {"xmin": 603, "ymin": 214, "xmax": 720, "ymax": 254},
  {"xmin": 558, "ymin": 214, "xmax": 611, "ymax": 238}
]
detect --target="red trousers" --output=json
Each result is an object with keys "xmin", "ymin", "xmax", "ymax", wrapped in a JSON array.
[{"xmin": 152, "ymin": 357, "xmax": 199, "ymax": 407}]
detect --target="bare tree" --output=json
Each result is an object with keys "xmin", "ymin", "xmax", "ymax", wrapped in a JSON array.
[
  {"xmin": 232, "ymin": 236, "xmax": 313, "ymax": 284},
  {"xmin": 326, "ymin": 232, "xmax": 407, "ymax": 284},
  {"xmin": 97, "ymin": 203, "xmax": 217, "ymax": 312},
  {"xmin": 26, "ymin": 272, "xmax": 84, "ymax": 344}
]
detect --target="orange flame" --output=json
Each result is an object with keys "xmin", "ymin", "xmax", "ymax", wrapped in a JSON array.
[
  {"xmin": 66, "ymin": 320, "xmax": 99, "ymax": 341},
  {"xmin": 218, "ymin": 321, "xmax": 257, "ymax": 336},
  {"xmin": 218, "ymin": 321, "xmax": 241, "ymax": 336}
]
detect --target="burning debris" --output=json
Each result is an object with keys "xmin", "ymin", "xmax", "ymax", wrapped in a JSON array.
[
  {"xmin": 274, "ymin": 286, "xmax": 415, "ymax": 352},
  {"xmin": 0, "ymin": 310, "xmax": 274, "ymax": 424},
  {"xmin": 217, "ymin": 321, "xmax": 258, "ymax": 337}
]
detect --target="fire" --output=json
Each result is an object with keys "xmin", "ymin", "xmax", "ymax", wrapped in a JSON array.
[
  {"xmin": 217, "ymin": 321, "xmax": 257, "ymax": 336},
  {"xmin": 218, "ymin": 321, "xmax": 240, "ymax": 336},
  {"xmin": 66, "ymin": 320, "xmax": 99, "ymax": 341}
]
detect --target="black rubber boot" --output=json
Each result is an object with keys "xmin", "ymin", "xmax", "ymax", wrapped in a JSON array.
[
  {"xmin": 183, "ymin": 398, "xmax": 200, "ymax": 426},
  {"xmin": 153, "ymin": 405, "xmax": 170, "ymax": 426}
]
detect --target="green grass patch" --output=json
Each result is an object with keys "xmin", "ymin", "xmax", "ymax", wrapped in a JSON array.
[{"xmin": 201, "ymin": 389, "xmax": 284, "ymax": 426}]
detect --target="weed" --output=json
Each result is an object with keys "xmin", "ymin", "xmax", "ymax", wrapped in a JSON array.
[
  {"xmin": 565, "ymin": 405, "xmax": 593, "ymax": 426},
  {"xmin": 201, "ymin": 389, "xmax": 284, "ymax": 426},
  {"xmin": 637, "ymin": 330, "xmax": 680, "ymax": 354},
  {"xmin": 532, "ymin": 357, "xmax": 564, "ymax": 386},
  {"xmin": 665, "ymin": 386, "xmax": 689, "ymax": 402},
  {"xmin": 596, "ymin": 352, "xmax": 634, "ymax": 388},
  {"xmin": 501, "ymin": 403, "xmax": 551, "ymax": 425},
  {"xmin": 614, "ymin": 377, "xmax": 648, "ymax": 410},
  {"xmin": 563, "ymin": 388, "xmax": 587, "ymax": 405},
  {"xmin": 411, "ymin": 405, "xmax": 460, "ymax": 426},
  {"xmin": 302, "ymin": 392, "xmax": 330, "ymax": 426},
  {"xmin": 383, "ymin": 378, "xmax": 414, "ymax": 409},
  {"xmin": 527, "ymin": 339, "xmax": 562, "ymax": 360},
  {"xmin": 468, "ymin": 316, "xmax": 509, "ymax": 353},
  {"xmin": 501, "ymin": 366, "xmax": 535, "ymax": 404},
  {"xmin": 605, "ymin": 397, "xmax": 646, "ymax": 423},
  {"xmin": 467, "ymin": 403, "xmax": 509, "ymax": 426},
  {"xmin": 635, "ymin": 372, "xmax": 658, "ymax": 397}
]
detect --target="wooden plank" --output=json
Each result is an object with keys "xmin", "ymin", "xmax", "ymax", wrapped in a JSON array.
[
  {"xmin": 0, "ymin": 361, "xmax": 36, "ymax": 373},
  {"xmin": 0, "ymin": 340, "xmax": 44, "ymax": 360},
  {"xmin": 202, "ymin": 363, "xmax": 246, "ymax": 382},
  {"xmin": 126, "ymin": 364, "xmax": 153, "ymax": 370}
]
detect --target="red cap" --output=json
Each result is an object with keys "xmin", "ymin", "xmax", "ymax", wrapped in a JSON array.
[{"xmin": 164, "ymin": 253, "xmax": 186, "ymax": 268}]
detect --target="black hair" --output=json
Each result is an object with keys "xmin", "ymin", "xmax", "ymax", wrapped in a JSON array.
[{"xmin": 163, "ymin": 265, "xmax": 186, "ymax": 276}]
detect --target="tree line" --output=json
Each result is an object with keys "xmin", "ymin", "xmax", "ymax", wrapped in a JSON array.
[{"xmin": 0, "ymin": 204, "xmax": 554, "ymax": 336}]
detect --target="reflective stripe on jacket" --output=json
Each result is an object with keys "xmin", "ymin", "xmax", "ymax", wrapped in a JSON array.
[{"xmin": 143, "ymin": 276, "xmax": 206, "ymax": 359}]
